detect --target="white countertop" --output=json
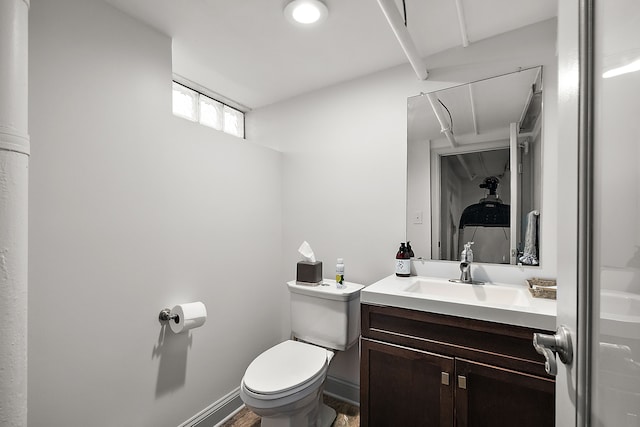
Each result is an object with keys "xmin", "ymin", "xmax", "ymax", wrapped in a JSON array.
[{"xmin": 361, "ymin": 274, "xmax": 557, "ymax": 331}]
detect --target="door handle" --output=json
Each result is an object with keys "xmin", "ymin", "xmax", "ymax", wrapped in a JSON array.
[{"xmin": 533, "ymin": 325, "xmax": 573, "ymax": 376}]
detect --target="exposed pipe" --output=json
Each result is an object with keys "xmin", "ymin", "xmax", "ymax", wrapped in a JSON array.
[
  {"xmin": 376, "ymin": 0, "xmax": 428, "ymax": 80},
  {"xmin": 427, "ymin": 93, "xmax": 457, "ymax": 147},
  {"xmin": 453, "ymin": 0, "xmax": 470, "ymax": 47},
  {"xmin": 426, "ymin": 93, "xmax": 476, "ymax": 181},
  {"xmin": 468, "ymin": 84, "xmax": 479, "ymax": 134},
  {"xmin": 0, "ymin": 0, "xmax": 30, "ymax": 425}
]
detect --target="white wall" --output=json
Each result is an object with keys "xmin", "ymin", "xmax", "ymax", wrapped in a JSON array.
[
  {"xmin": 249, "ymin": 18, "xmax": 558, "ymax": 385},
  {"xmin": 26, "ymin": 3, "xmax": 561, "ymax": 421},
  {"xmin": 28, "ymin": 0, "xmax": 284, "ymax": 426}
]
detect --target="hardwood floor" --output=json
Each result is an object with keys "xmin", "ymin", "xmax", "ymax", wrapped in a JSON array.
[{"xmin": 221, "ymin": 394, "xmax": 360, "ymax": 427}]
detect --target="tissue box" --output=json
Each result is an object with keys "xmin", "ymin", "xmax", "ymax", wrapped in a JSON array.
[{"xmin": 296, "ymin": 261, "xmax": 323, "ymax": 286}]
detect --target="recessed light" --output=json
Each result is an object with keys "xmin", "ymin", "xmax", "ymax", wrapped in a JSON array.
[{"xmin": 284, "ymin": 0, "xmax": 328, "ymax": 25}]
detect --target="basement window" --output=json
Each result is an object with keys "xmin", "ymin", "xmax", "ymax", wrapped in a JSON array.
[{"xmin": 172, "ymin": 81, "xmax": 245, "ymax": 139}]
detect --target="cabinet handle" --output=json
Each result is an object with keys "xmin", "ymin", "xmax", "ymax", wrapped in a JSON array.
[
  {"xmin": 441, "ymin": 372, "xmax": 450, "ymax": 386},
  {"xmin": 458, "ymin": 375, "xmax": 467, "ymax": 389}
]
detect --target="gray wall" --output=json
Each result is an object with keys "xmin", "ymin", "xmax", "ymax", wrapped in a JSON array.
[
  {"xmin": 249, "ymin": 18, "xmax": 558, "ymax": 385},
  {"xmin": 27, "ymin": 1, "xmax": 560, "ymax": 424},
  {"xmin": 28, "ymin": 0, "xmax": 284, "ymax": 425}
]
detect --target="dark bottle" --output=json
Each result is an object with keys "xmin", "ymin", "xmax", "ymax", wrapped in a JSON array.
[
  {"xmin": 406, "ymin": 241, "xmax": 415, "ymax": 258},
  {"xmin": 395, "ymin": 243, "xmax": 411, "ymax": 277}
]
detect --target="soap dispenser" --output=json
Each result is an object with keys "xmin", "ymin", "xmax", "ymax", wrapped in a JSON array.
[
  {"xmin": 395, "ymin": 243, "xmax": 411, "ymax": 277},
  {"xmin": 406, "ymin": 241, "xmax": 415, "ymax": 258}
]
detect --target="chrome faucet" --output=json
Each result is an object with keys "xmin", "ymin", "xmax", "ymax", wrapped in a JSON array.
[
  {"xmin": 449, "ymin": 242, "xmax": 484, "ymax": 285},
  {"xmin": 459, "ymin": 261, "xmax": 473, "ymax": 283}
]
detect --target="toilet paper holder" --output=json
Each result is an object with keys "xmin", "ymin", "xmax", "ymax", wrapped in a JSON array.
[
  {"xmin": 158, "ymin": 302, "xmax": 207, "ymax": 333},
  {"xmin": 158, "ymin": 308, "xmax": 179, "ymax": 323}
]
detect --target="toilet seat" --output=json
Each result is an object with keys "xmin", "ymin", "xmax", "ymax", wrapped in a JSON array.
[{"xmin": 242, "ymin": 340, "xmax": 329, "ymax": 399}]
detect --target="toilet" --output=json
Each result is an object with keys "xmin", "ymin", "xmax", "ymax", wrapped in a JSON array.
[{"xmin": 240, "ymin": 280, "xmax": 364, "ymax": 427}]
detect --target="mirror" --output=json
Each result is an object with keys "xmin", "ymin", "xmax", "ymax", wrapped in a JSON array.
[{"xmin": 407, "ymin": 67, "xmax": 543, "ymax": 265}]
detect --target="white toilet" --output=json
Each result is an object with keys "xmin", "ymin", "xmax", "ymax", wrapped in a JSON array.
[{"xmin": 240, "ymin": 280, "xmax": 364, "ymax": 427}]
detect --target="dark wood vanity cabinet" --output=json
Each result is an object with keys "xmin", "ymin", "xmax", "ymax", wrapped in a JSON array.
[
  {"xmin": 360, "ymin": 304, "xmax": 556, "ymax": 427},
  {"xmin": 362, "ymin": 338, "xmax": 455, "ymax": 426}
]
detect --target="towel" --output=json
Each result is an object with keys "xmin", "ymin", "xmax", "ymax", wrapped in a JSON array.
[{"xmin": 519, "ymin": 210, "xmax": 539, "ymax": 265}]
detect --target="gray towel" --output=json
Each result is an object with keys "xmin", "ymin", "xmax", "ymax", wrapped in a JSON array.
[{"xmin": 519, "ymin": 210, "xmax": 539, "ymax": 265}]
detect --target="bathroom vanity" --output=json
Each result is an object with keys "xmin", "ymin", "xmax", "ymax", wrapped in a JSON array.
[{"xmin": 359, "ymin": 275, "xmax": 557, "ymax": 427}]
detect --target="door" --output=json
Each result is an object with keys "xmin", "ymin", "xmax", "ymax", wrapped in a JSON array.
[
  {"xmin": 556, "ymin": 0, "xmax": 640, "ymax": 425},
  {"xmin": 592, "ymin": 0, "xmax": 640, "ymax": 425},
  {"xmin": 360, "ymin": 338, "xmax": 454, "ymax": 427},
  {"xmin": 455, "ymin": 358, "xmax": 555, "ymax": 427}
]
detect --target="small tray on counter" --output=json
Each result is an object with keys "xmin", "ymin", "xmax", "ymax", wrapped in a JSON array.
[{"xmin": 527, "ymin": 278, "xmax": 557, "ymax": 300}]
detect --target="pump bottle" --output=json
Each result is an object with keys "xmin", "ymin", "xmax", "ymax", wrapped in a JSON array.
[
  {"xmin": 406, "ymin": 241, "xmax": 415, "ymax": 258},
  {"xmin": 395, "ymin": 243, "xmax": 411, "ymax": 277}
]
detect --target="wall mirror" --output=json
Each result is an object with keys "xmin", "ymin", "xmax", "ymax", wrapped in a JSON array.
[{"xmin": 407, "ymin": 67, "xmax": 543, "ymax": 265}]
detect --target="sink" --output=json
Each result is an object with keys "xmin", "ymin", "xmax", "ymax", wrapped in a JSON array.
[
  {"xmin": 405, "ymin": 278, "xmax": 531, "ymax": 307},
  {"xmin": 600, "ymin": 290, "xmax": 640, "ymax": 339},
  {"xmin": 360, "ymin": 275, "xmax": 557, "ymax": 330},
  {"xmin": 601, "ymin": 290, "xmax": 640, "ymax": 318}
]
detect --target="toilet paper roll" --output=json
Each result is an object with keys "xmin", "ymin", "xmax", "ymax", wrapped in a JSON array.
[{"xmin": 169, "ymin": 302, "xmax": 207, "ymax": 333}]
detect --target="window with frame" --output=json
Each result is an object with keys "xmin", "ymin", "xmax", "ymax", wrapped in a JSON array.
[{"xmin": 172, "ymin": 81, "xmax": 245, "ymax": 139}]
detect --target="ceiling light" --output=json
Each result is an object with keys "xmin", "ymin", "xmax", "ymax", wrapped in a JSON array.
[{"xmin": 284, "ymin": 0, "xmax": 328, "ymax": 25}]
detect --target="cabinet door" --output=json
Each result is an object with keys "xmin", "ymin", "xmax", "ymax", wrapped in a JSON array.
[
  {"xmin": 360, "ymin": 338, "xmax": 454, "ymax": 427},
  {"xmin": 455, "ymin": 358, "xmax": 555, "ymax": 427}
]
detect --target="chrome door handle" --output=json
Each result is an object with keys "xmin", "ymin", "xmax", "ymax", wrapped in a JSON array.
[{"xmin": 533, "ymin": 325, "xmax": 573, "ymax": 376}]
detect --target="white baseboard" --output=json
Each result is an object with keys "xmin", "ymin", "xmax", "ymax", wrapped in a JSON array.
[
  {"xmin": 178, "ymin": 377, "xmax": 360, "ymax": 427},
  {"xmin": 177, "ymin": 386, "xmax": 243, "ymax": 427}
]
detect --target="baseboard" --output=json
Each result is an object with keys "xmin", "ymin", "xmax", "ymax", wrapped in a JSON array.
[
  {"xmin": 324, "ymin": 375, "xmax": 360, "ymax": 407},
  {"xmin": 178, "ymin": 376, "xmax": 359, "ymax": 427},
  {"xmin": 177, "ymin": 386, "xmax": 244, "ymax": 427}
]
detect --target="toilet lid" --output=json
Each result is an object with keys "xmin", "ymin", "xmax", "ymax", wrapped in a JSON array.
[{"xmin": 243, "ymin": 340, "xmax": 328, "ymax": 395}]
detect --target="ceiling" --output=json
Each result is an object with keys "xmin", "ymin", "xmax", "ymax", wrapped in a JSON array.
[
  {"xmin": 408, "ymin": 67, "xmax": 542, "ymax": 183},
  {"xmin": 408, "ymin": 66, "xmax": 542, "ymax": 145},
  {"xmin": 105, "ymin": 0, "xmax": 557, "ymax": 110}
]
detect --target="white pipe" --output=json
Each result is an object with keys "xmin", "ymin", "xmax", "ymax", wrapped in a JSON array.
[
  {"xmin": 426, "ymin": 93, "xmax": 476, "ymax": 181},
  {"xmin": 453, "ymin": 0, "xmax": 470, "ymax": 47},
  {"xmin": 0, "ymin": 0, "xmax": 30, "ymax": 425},
  {"xmin": 468, "ymin": 84, "xmax": 479, "ymax": 135},
  {"xmin": 427, "ymin": 93, "xmax": 457, "ymax": 147},
  {"xmin": 376, "ymin": 0, "xmax": 428, "ymax": 80}
]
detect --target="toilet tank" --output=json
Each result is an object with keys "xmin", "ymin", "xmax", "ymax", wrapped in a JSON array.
[{"xmin": 287, "ymin": 280, "xmax": 364, "ymax": 351}]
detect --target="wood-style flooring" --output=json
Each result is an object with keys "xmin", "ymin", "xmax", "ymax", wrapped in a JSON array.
[{"xmin": 220, "ymin": 394, "xmax": 359, "ymax": 427}]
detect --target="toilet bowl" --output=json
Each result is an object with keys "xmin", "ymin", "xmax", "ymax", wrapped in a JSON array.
[
  {"xmin": 240, "ymin": 340, "xmax": 336, "ymax": 427},
  {"xmin": 240, "ymin": 280, "xmax": 363, "ymax": 427}
]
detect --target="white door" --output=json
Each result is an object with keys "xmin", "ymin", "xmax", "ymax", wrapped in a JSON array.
[
  {"xmin": 555, "ymin": 1, "xmax": 581, "ymax": 424},
  {"xmin": 592, "ymin": 0, "xmax": 640, "ymax": 425},
  {"xmin": 556, "ymin": 0, "xmax": 640, "ymax": 425}
]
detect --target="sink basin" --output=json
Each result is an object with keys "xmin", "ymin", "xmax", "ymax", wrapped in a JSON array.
[
  {"xmin": 360, "ymin": 275, "xmax": 557, "ymax": 330},
  {"xmin": 405, "ymin": 279, "xmax": 531, "ymax": 307},
  {"xmin": 601, "ymin": 290, "xmax": 640, "ymax": 318},
  {"xmin": 600, "ymin": 290, "xmax": 640, "ymax": 339}
]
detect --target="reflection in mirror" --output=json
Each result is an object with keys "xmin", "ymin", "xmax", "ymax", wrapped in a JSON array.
[
  {"xmin": 441, "ymin": 150, "xmax": 511, "ymax": 264},
  {"xmin": 407, "ymin": 67, "xmax": 543, "ymax": 266}
]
